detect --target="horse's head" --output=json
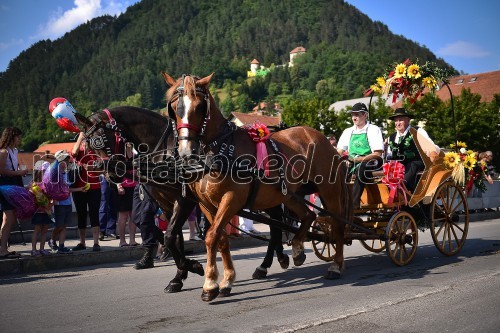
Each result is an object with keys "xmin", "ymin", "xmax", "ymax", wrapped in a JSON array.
[
  {"xmin": 74, "ymin": 110, "xmax": 127, "ymax": 160},
  {"xmin": 162, "ymin": 72, "xmax": 214, "ymax": 159}
]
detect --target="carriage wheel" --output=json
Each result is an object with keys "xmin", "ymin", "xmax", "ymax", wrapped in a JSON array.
[
  {"xmin": 385, "ymin": 211, "xmax": 418, "ymax": 266},
  {"xmin": 359, "ymin": 238, "xmax": 386, "ymax": 253},
  {"xmin": 311, "ymin": 220, "xmax": 336, "ymax": 262},
  {"xmin": 430, "ymin": 181, "xmax": 469, "ymax": 256}
]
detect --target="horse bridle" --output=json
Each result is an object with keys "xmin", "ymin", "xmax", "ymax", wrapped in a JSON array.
[
  {"xmin": 167, "ymin": 74, "xmax": 211, "ymax": 144},
  {"xmin": 84, "ymin": 109, "xmax": 126, "ymax": 157}
]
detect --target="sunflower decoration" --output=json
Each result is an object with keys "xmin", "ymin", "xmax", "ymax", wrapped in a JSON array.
[
  {"xmin": 444, "ymin": 152, "xmax": 460, "ymax": 168},
  {"xmin": 443, "ymin": 143, "xmax": 487, "ymax": 193},
  {"xmin": 365, "ymin": 58, "xmax": 454, "ymax": 104}
]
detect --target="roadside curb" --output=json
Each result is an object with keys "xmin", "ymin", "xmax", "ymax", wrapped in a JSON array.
[{"xmin": 0, "ymin": 233, "xmax": 269, "ymax": 276}]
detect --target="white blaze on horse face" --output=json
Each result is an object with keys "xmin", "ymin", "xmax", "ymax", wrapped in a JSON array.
[
  {"xmin": 178, "ymin": 94, "xmax": 194, "ymax": 156},
  {"xmin": 182, "ymin": 95, "xmax": 192, "ymax": 124}
]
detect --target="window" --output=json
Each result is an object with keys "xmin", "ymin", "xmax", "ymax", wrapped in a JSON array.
[
  {"xmin": 456, "ymin": 79, "xmax": 464, "ymax": 84},
  {"xmin": 469, "ymin": 77, "xmax": 477, "ymax": 83}
]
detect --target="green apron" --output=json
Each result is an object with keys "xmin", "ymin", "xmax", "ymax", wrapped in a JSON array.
[{"xmin": 349, "ymin": 132, "xmax": 371, "ymax": 172}]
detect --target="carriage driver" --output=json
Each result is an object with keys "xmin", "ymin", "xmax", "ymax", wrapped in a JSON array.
[
  {"xmin": 386, "ymin": 108, "xmax": 439, "ymax": 191},
  {"xmin": 337, "ymin": 102, "xmax": 384, "ymax": 209}
]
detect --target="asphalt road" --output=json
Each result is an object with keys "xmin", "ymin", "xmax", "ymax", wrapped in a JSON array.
[{"xmin": 1, "ymin": 219, "xmax": 499, "ymax": 333}]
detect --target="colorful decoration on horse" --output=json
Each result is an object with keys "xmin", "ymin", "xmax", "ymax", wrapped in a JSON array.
[
  {"xmin": 49, "ymin": 97, "xmax": 80, "ymax": 132},
  {"xmin": 443, "ymin": 142, "xmax": 486, "ymax": 193},
  {"xmin": 365, "ymin": 59, "xmax": 454, "ymax": 104},
  {"xmin": 245, "ymin": 122, "xmax": 271, "ymax": 176},
  {"xmin": 381, "ymin": 161, "xmax": 406, "ymax": 206}
]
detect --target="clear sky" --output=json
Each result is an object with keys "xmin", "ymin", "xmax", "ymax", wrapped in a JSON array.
[
  {"xmin": 345, "ymin": 0, "xmax": 500, "ymax": 74},
  {"xmin": 1, "ymin": 0, "xmax": 499, "ymax": 74}
]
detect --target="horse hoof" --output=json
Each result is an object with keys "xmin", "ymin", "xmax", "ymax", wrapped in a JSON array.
[
  {"xmin": 252, "ymin": 267, "xmax": 268, "ymax": 279},
  {"xmin": 164, "ymin": 282, "xmax": 183, "ymax": 293},
  {"xmin": 278, "ymin": 253, "xmax": 290, "ymax": 270},
  {"xmin": 324, "ymin": 271, "xmax": 341, "ymax": 280},
  {"xmin": 219, "ymin": 287, "xmax": 232, "ymax": 297},
  {"xmin": 201, "ymin": 287, "xmax": 220, "ymax": 302},
  {"xmin": 293, "ymin": 251, "xmax": 306, "ymax": 266}
]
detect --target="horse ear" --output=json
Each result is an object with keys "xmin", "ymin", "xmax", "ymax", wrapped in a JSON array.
[
  {"xmin": 74, "ymin": 113, "xmax": 93, "ymax": 128},
  {"xmin": 197, "ymin": 72, "xmax": 215, "ymax": 87},
  {"xmin": 161, "ymin": 71, "xmax": 177, "ymax": 87}
]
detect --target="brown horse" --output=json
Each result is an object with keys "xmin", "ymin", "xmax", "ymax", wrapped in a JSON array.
[{"xmin": 163, "ymin": 72, "xmax": 353, "ymax": 301}]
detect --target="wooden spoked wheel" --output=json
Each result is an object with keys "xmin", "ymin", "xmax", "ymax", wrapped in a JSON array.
[
  {"xmin": 385, "ymin": 211, "xmax": 418, "ymax": 266},
  {"xmin": 360, "ymin": 238, "xmax": 386, "ymax": 253},
  {"xmin": 311, "ymin": 220, "xmax": 336, "ymax": 262},
  {"xmin": 430, "ymin": 181, "xmax": 469, "ymax": 256}
]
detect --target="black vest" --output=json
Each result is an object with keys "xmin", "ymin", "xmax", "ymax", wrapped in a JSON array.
[{"xmin": 388, "ymin": 127, "xmax": 421, "ymax": 163}]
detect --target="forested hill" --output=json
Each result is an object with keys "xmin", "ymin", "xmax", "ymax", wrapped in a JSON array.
[{"xmin": 0, "ymin": 0, "xmax": 455, "ymax": 150}]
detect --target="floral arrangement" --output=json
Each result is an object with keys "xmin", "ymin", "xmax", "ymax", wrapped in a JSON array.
[
  {"xmin": 244, "ymin": 122, "xmax": 271, "ymax": 176},
  {"xmin": 443, "ymin": 141, "xmax": 487, "ymax": 193},
  {"xmin": 366, "ymin": 59, "xmax": 454, "ymax": 104}
]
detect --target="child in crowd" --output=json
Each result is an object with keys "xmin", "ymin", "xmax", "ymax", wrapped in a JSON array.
[
  {"xmin": 30, "ymin": 162, "xmax": 53, "ymax": 256},
  {"xmin": 48, "ymin": 150, "xmax": 88, "ymax": 254}
]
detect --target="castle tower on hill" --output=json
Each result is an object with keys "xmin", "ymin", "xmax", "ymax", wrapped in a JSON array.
[
  {"xmin": 289, "ymin": 46, "xmax": 306, "ymax": 67},
  {"xmin": 247, "ymin": 47, "xmax": 306, "ymax": 77}
]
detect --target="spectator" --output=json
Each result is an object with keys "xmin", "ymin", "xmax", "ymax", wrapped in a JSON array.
[
  {"xmin": 328, "ymin": 134, "xmax": 337, "ymax": 148},
  {"xmin": 111, "ymin": 142, "xmax": 138, "ymax": 247},
  {"xmin": 132, "ymin": 184, "xmax": 166, "ymax": 269},
  {"xmin": 187, "ymin": 207, "xmax": 202, "ymax": 241},
  {"xmin": 71, "ymin": 132, "xmax": 102, "ymax": 252},
  {"xmin": 239, "ymin": 210, "xmax": 261, "ymax": 234},
  {"xmin": 479, "ymin": 152, "xmax": 494, "ymax": 185},
  {"xmin": 337, "ymin": 103, "xmax": 384, "ymax": 209},
  {"xmin": 98, "ymin": 175, "xmax": 117, "ymax": 240},
  {"xmin": 48, "ymin": 150, "xmax": 87, "ymax": 254},
  {"xmin": 0, "ymin": 127, "xmax": 27, "ymax": 258},
  {"xmin": 30, "ymin": 162, "xmax": 53, "ymax": 256}
]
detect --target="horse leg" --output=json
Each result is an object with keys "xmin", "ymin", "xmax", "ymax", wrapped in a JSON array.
[
  {"xmin": 253, "ymin": 206, "xmax": 288, "ymax": 279},
  {"xmin": 283, "ymin": 197, "xmax": 316, "ymax": 266},
  {"xmin": 317, "ymin": 178, "xmax": 352, "ymax": 280},
  {"xmin": 200, "ymin": 202, "xmax": 237, "ymax": 302},
  {"xmin": 217, "ymin": 229, "xmax": 235, "ymax": 297},
  {"xmin": 164, "ymin": 199, "xmax": 204, "ymax": 293},
  {"xmin": 164, "ymin": 268, "xmax": 188, "ymax": 293}
]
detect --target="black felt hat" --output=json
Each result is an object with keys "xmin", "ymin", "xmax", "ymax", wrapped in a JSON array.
[
  {"xmin": 350, "ymin": 102, "xmax": 368, "ymax": 112},
  {"xmin": 389, "ymin": 108, "xmax": 415, "ymax": 119}
]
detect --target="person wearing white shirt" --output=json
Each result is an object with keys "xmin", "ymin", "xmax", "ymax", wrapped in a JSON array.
[
  {"xmin": 386, "ymin": 108, "xmax": 439, "ymax": 191},
  {"xmin": 337, "ymin": 103, "xmax": 384, "ymax": 209}
]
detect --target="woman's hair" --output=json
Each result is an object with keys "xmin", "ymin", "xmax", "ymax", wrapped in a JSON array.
[{"xmin": 0, "ymin": 127, "xmax": 23, "ymax": 149}]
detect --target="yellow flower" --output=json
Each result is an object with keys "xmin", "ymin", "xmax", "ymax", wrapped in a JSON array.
[
  {"xmin": 407, "ymin": 64, "xmax": 421, "ymax": 79},
  {"xmin": 444, "ymin": 152, "xmax": 460, "ymax": 169},
  {"xmin": 376, "ymin": 77, "xmax": 386, "ymax": 87},
  {"xmin": 370, "ymin": 84, "xmax": 381, "ymax": 93},
  {"xmin": 463, "ymin": 155, "xmax": 477, "ymax": 170},
  {"xmin": 467, "ymin": 150, "xmax": 474, "ymax": 155},
  {"xmin": 394, "ymin": 63, "xmax": 407, "ymax": 78},
  {"xmin": 257, "ymin": 128, "xmax": 265, "ymax": 138},
  {"xmin": 480, "ymin": 160, "xmax": 487, "ymax": 167},
  {"xmin": 422, "ymin": 76, "xmax": 437, "ymax": 89},
  {"xmin": 450, "ymin": 141, "xmax": 467, "ymax": 149}
]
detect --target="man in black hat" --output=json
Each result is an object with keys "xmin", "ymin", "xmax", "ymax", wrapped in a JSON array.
[
  {"xmin": 337, "ymin": 102, "xmax": 384, "ymax": 209},
  {"xmin": 387, "ymin": 108, "xmax": 439, "ymax": 191}
]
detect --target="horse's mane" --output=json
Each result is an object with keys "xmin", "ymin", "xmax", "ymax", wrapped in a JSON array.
[{"xmin": 107, "ymin": 106, "xmax": 169, "ymax": 122}]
